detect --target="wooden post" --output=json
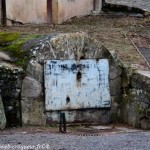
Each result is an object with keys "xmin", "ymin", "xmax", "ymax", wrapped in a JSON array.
[{"xmin": 1, "ymin": 0, "xmax": 6, "ymax": 26}]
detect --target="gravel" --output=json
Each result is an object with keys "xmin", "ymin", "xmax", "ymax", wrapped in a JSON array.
[{"xmin": 0, "ymin": 132, "xmax": 150, "ymax": 150}]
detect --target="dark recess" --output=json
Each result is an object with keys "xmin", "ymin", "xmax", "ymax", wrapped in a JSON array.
[{"xmin": 1, "ymin": 0, "xmax": 7, "ymax": 26}]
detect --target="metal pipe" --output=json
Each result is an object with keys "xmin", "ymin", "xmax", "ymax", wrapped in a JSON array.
[{"xmin": 59, "ymin": 112, "xmax": 66, "ymax": 133}]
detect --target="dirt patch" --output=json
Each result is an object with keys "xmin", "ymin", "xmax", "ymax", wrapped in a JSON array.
[
  {"xmin": 0, "ymin": 123, "xmax": 141, "ymax": 136},
  {"xmin": 0, "ymin": 15, "xmax": 150, "ymax": 70}
]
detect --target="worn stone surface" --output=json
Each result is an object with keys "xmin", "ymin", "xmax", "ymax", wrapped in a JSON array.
[
  {"xmin": 26, "ymin": 61, "xmax": 43, "ymax": 83},
  {"xmin": 119, "ymin": 70, "xmax": 150, "ymax": 129},
  {"xmin": 21, "ymin": 77, "xmax": 44, "ymax": 125},
  {"xmin": 137, "ymin": 48, "xmax": 150, "ymax": 67},
  {"xmin": 90, "ymin": 125, "xmax": 112, "ymax": 130},
  {"xmin": 46, "ymin": 109, "xmax": 110, "ymax": 124},
  {"xmin": 115, "ymin": 127, "xmax": 142, "ymax": 133},
  {"xmin": 136, "ymin": 70, "xmax": 150, "ymax": 80},
  {"xmin": 106, "ymin": 0, "xmax": 150, "ymax": 12},
  {"xmin": 110, "ymin": 77, "xmax": 122, "ymax": 96},
  {"xmin": 140, "ymin": 118, "xmax": 150, "ymax": 129},
  {"xmin": 31, "ymin": 33, "xmax": 105, "ymax": 61},
  {"xmin": 110, "ymin": 101, "xmax": 118, "ymax": 122},
  {"xmin": 21, "ymin": 77, "xmax": 41, "ymax": 99},
  {"xmin": 127, "ymin": 104, "xmax": 139, "ymax": 127},
  {"xmin": 0, "ymin": 65, "xmax": 23, "ymax": 127},
  {"xmin": 0, "ymin": 95, "xmax": 6, "ymax": 130},
  {"xmin": 109, "ymin": 60, "xmax": 122, "ymax": 80},
  {"xmin": 0, "ymin": 52, "xmax": 12, "ymax": 62},
  {"xmin": 22, "ymin": 96, "xmax": 45, "ymax": 126}
]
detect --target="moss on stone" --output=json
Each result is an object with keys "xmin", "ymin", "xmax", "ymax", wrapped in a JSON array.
[
  {"xmin": 0, "ymin": 32, "xmax": 20, "ymax": 45},
  {"xmin": 0, "ymin": 32, "xmax": 40, "ymax": 67}
]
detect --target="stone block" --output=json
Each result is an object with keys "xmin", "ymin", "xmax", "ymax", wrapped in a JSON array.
[
  {"xmin": 22, "ymin": 97, "xmax": 46, "ymax": 126},
  {"xmin": 140, "ymin": 118, "xmax": 150, "ymax": 129},
  {"xmin": 21, "ymin": 76, "xmax": 45, "ymax": 125},
  {"xmin": 110, "ymin": 101, "xmax": 118, "ymax": 121},
  {"xmin": 127, "ymin": 106, "xmax": 138, "ymax": 127},
  {"xmin": 110, "ymin": 77, "xmax": 122, "ymax": 96},
  {"xmin": 109, "ymin": 61, "xmax": 122, "ymax": 80},
  {"xmin": 0, "ymin": 96, "xmax": 6, "ymax": 130},
  {"xmin": 27, "ymin": 61, "xmax": 43, "ymax": 83},
  {"xmin": 21, "ymin": 76, "xmax": 42, "ymax": 99}
]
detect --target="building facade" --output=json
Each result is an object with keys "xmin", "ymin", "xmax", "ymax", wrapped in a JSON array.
[{"xmin": 0, "ymin": 0, "xmax": 102, "ymax": 25}]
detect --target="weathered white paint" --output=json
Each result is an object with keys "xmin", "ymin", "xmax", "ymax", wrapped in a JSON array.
[
  {"xmin": 6, "ymin": 0, "xmax": 47, "ymax": 24},
  {"xmin": 44, "ymin": 59, "xmax": 111, "ymax": 111},
  {"xmin": 56, "ymin": 0, "xmax": 94, "ymax": 24}
]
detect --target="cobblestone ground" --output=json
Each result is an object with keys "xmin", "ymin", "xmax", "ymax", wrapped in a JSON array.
[
  {"xmin": 106, "ymin": 0, "xmax": 150, "ymax": 12},
  {"xmin": 0, "ymin": 132, "xmax": 150, "ymax": 150}
]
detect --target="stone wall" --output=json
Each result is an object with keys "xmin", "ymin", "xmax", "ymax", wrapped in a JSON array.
[
  {"xmin": 0, "ymin": 95, "xmax": 6, "ymax": 130},
  {"xmin": 0, "ymin": 33, "xmax": 123, "ymax": 127},
  {"xmin": 110, "ymin": 69, "xmax": 150, "ymax": 129},
  {"xmin": 0, "ymin": 65, "xmax": 23, "ymax": 127},
  {"xmin": 121, "ymin": 70, "xmax": 150, "ymax": 129},
  {"xmin": 20, "ymin": 33, "xmax": 122, "ymax": 125},
  {"xmin": 7, "ymin": 33, "xmax": 150, "ymax": 129},
  {"xmin": 23, "ymin": 34, "xmax": 150, "ymax": 130}
]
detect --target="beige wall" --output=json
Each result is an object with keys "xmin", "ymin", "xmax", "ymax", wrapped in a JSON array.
[
  {"xmin": 5, "ymin": 0, "xmax": 102, "ymax": 24},
  {"xmin": 55, "ymin": 0, "xmax": 94, "ymax": 24},
  {"xmin": 6, "ymin": 0, "xmax": 47, "ymax": 24}
]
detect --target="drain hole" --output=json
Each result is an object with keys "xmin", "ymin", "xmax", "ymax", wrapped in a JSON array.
[
  {"xmin": 77, "ymin": 71, "xmax": 82, "ymax": 82},
  {"xmin": 66, "ymin": 96, "xmax": 70, "ymax": 104}
]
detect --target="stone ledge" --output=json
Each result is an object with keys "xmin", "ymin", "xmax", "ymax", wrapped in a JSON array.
[
  {"xmin": 106, "ymin": 0, "xmax": 150, "ymax": 12},
  {"xmin": 136, "ymin": 70, "xmax": 150, "ymax": 78}
]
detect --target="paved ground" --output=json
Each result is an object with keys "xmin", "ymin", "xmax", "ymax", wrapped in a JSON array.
[
  {"xmin": 0, "ymin": 131, "xmax": 150, "ymax": 150},
  {"xmin": 0, "ymin": 126, "xmax": 149, "ymax": 150},
  {"xmin": 106, "ymin": 0, "xmax": 150, "ymax": 12}
]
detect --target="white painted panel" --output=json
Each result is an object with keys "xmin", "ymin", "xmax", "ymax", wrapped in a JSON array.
[{"xmin": 44, "ymin": 59, "xmax": 111, "ymax": 111}]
